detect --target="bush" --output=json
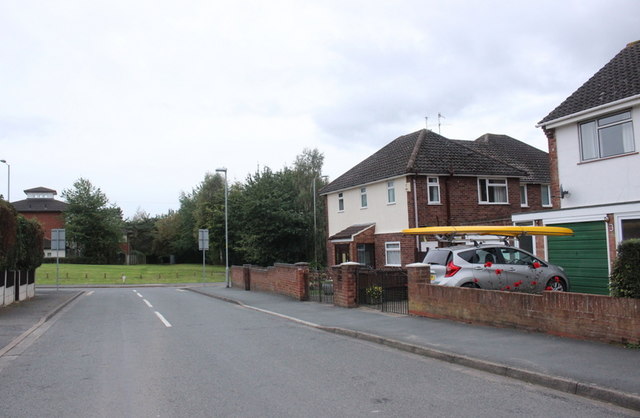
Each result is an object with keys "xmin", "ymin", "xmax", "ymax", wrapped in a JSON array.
[
  {"xmin": 0, "ymin": 201, "xmax": 44, "ymax": 271},
  {"xmin": 0, "ymin": 202, "xmax": 18, "ymax": 270},
  {"xmin": 610, "ymin": 239, "xmax": 640, "ymax": 298},
  {"xmin": 14, "ymin": 216, "xmax": 44, "ymax": 270}
]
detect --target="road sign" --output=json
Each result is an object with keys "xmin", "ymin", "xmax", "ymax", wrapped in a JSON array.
[
  {"xmin": 198, "ymin": 229, "xmax": 209, "ymax": 251},
  {"xmin": 51, "ymin": 229, "xmax": 65, "ymax": 250}
]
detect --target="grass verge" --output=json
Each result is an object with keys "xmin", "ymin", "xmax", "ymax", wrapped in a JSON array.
[{"xmin": 36, "ymin": 263, "xmax": 226, "ymax": 285}]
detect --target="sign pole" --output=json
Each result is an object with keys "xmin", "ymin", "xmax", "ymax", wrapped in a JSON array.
[
  {"xmin": 198, "ymin": 229, "xmax": 209, "ymax": 283},
  {"xmin": 52, "ymin": 229, "xmax": 65, "ymax": 292}
]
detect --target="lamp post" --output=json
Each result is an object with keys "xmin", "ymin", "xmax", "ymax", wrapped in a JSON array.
[
  {"xmin": 313, "ymin": 175, "xmax": 328, "ymax": 269},
  {"xmin": 0, "ymin": 159, "xmax": 9, "ymax": 201},
  {"xmin": 216, "ymin": 167, "xmax": 229, "ymax": 288}
]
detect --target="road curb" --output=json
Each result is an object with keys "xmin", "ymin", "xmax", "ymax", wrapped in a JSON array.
[
  {"xmin": 187, "ymin": 287, "xmax": 640, "ymax": 412},
  {"xmin": 0, "ymin": 291, "xmax": 84, "ymax": 358}
]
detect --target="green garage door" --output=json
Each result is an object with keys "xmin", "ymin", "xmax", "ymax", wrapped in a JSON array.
[{"xmin": 547, "ymin": 221, "xmax": 609, "ymax": 295}]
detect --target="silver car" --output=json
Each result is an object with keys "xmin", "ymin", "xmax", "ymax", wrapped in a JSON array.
[{"xmin": 423, "ymin": 244, "xmax": 569, "ymax": 292}]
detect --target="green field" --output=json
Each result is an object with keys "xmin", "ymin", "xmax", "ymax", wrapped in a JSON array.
[{"xmin": 36, "ymin": 263, "xmax": 226, "ymax": 285}]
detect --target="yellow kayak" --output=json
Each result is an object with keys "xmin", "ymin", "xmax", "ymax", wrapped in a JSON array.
[{"xmin": 402, "ymin": 225, "xmax": 573, "ymax": 237}]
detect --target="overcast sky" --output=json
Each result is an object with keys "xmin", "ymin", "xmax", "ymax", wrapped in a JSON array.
[{"xmin": 2, "ymin": 0, "xmax": 639, "ymax": 218}]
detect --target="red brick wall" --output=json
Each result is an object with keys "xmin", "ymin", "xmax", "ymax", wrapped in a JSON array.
[
  {"xmin": 408, "ymin": 278, "xmax": 640, "ymax": 344},
  {"xmin": 230, "ymin": 263, "xmax": 309, "ymax": 300},
  {"xmin": 20, "ymin": 212, "xmax": 65, "ymax": 240}
]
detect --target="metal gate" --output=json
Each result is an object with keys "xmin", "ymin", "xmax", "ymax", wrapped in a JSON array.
[
  {"xmin": 308, "ymin": 269, "xmax": 335, "ymax": 304},
  {"xmin": 357, "ymin": 268, "xmax": 408, "ymax": 315}
]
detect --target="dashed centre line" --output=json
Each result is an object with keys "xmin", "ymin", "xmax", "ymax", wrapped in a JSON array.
[{"xmin": 132, "ymin": 290, "xmax": 172, "ymax": 328}]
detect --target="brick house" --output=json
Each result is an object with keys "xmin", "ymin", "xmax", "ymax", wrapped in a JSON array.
[
  {"xmin": 12, "ymin": 187, "xmax": 68, "ymax": 257},
  {"xmin": 512, "ymin": 41, "xmax": 640, "ymax": 295},
  {"xmin": 320, "ymin": 129, "xmax": 553, "ymax": 268}
]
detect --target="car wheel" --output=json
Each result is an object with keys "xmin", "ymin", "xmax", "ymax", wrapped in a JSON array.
[
  {"xmin": 461, "ymin": 282, "xmax": 480, "ymax": 289},
  {"xmin": 546, "ymin": 277, "xmax": 566, "ymax": 292}
]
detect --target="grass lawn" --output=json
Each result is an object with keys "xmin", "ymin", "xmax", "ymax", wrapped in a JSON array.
[{"xmin": 36, "ymin": 263, "xmax": 226, "ymax": 285}]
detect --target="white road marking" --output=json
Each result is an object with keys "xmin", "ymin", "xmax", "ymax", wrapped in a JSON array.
[
  {"xmin": 176, "ymin": 289, "xmax": 186, "ymax": 292},
  {"xmin": 154, "ymin": 311, "xmax": 172, "ymax": 328},
  {"xmin": 143, "ymin": 299, "xmax": 153, "ymax": 308},
  {"xmin": 86, "ymin": 291, "xmax": 95, "ymax": 296}
]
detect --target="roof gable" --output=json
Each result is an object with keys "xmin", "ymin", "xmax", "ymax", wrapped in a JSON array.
[{"xmin": 540, "ymin": 41, "xmax": 640, "ymax": 125}]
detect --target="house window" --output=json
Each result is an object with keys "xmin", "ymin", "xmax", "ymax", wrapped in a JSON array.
[
  {"xmin": 360, "ymin": 187, "xmax": 368, "ymax": 208},
  {"xmin": 478, "ymin": 178, "xmax": 508, "ymax": 203},
  {"xmin": 580, "ymin": 110, "xmax": 635, "ymax": 161},
  {"xmin": 427, "ymin": 177, "xmax": 440, "ymax": 204},
  {"xmin": 357, "ymin": 243, "xmax": 375, "ymax": 267},
  {"xmin": 387, "ymin": 181, "xmax": 396, "ymax": 204},
  {"xmin": 520, "ymin": 185, "xmax": 528, "ymax": 207},
  {"xmin": 621, "ymin": 219, "xmax": 640, "ymax": 240},
  {"xmin": 541, "ymin": 185, "xmax": 551, "ymax": 207},
  {"xmin": 338, "ymin": 193, "xmax": 344, "ymax": 211},
  {"xmin": 385, "ymin": 242, "xmax": 401, "ymax": 266}
]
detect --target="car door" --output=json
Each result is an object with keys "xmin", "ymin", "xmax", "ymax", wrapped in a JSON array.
[
  {"xmin": 461, "ymin": 247, "xmax": 508, "ymax": 290},
  {"xmin": 495, "ymin": 247, "xmax": 537, "ymax": 290}
]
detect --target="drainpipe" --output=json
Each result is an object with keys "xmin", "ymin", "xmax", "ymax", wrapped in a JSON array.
[{"xmin": 413, "ymin": 176, "xmax": 419, "ymax": 254}]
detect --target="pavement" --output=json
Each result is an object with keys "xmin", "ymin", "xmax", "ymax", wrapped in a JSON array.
[{"xmin": 2, "ymin": 284, "xmax": 639, "ymax": 412}]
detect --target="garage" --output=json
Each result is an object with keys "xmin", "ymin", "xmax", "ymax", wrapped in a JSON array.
[{"xmin": 547, "ymin": 221, "xmax": 609, "ymax": 295}]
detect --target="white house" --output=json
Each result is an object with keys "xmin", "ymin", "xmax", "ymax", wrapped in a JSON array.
[{"xmin": 513, "ymin": 40, "xmax": 640, "ymax": 295}]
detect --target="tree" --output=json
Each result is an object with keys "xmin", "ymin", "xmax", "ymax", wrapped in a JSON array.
[
  {"xmin": 152, "ymin": 210, "xmax": 182, "ymax": 263},
  {"xmin": 62, "ymin": 178, "xmax": 123, "ymax": 264},
  {"xmin": 192, "ymin": 173, "xmax": 226, "ymax": 264},
  {"xmin": 125, "ymin": 209, "xmax": 157, "ymax": 262}
]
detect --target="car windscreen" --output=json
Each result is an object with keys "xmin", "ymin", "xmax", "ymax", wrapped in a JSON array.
[{"xmin": 423, "ymin": 249, "xmax": 452, "ymax": 265}]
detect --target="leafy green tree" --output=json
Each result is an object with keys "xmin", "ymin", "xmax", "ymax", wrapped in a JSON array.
[
  {"xmin": 125, "ymin": 210, "xmax": 157, "ymax": 262},
  {"xmin": 62, "ymin": 178, "xmax": 123, "ymax": 264},
  {"xmin": 233, "ymin": 167, "xmax": 308, "ymax": 265},
  {"xmin": 293, "ymin": 148, "xmax": 328, "ymax": 267},
  {"xmin": 152, "ymin": 210, "xmax": 182, "ymax": 262},
  {"xmin": 192, "ymin": 173, "xmax": 226, "ymax": 264}
]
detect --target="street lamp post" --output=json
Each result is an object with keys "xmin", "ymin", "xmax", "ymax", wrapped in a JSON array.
[
  {"xmin": 0, "ymin": 160, "xmax": 10, "ymax": 201},
  {"xmin": 313, "ymin": 175, "xmax": 328, "ymax": 269},
  {"xmin": 216, "ymin": 167, "xmax": 229, "ymax": 288}
]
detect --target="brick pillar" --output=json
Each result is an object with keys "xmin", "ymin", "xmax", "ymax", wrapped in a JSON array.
[
  {"xmin": 242, "ymin": 264, "xmax": 251, "ymax": 291},
  {"xmin": 295, "ymin": 262, "xmax": 310, "ymax": 301},
  {"xmin": 406, "ymin": 262, "xmax": 431, "ymax": 314},
  {"xmin": 334, "ymin": 262, "xmax": 359, "ymax": 308}
]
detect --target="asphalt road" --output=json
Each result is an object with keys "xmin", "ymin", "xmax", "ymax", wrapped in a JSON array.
[{"xmin": 0, "ymin": 288, "xmax": 636, "ymax": 417}]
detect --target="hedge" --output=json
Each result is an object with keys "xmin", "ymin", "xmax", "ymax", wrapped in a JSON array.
[
  {"xmin": 0, "ymin": 200, "xmax": 44, "ymax": 271},
  {"xmin": 610, "ymin": 239, "xmax": 640, "ymax": 298}
]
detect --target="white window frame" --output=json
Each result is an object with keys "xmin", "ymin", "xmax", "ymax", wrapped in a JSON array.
[
  {"xmin": 338, "ymin": 192, "xmax": 344, "ymax": 212},
  {"xmin": 427, "ymin": 177, "xmax": 440, "ymax": 204},
  {"xmin": 384, "ymin": 242, "xmax": 401, "ymax": 266},
  {"xmin": 360, "ymin": 187, "xmax": 368, "ymax": 209},
  {"xmin": 541, "ymin": 185, "xmax": 552, "ymax": 207},
  {"xmin": 579, "ymin": 110, "xmax": 635, "ymax": 161},
  {"xmin": 387, "ymin": 181, "xmax": 396, "ymax": 204},
  {"xmin": 478, "ymin": 178, "xmax": 509, "ymax": 204},
  {"xmin": 520, "ymin": 184, "xmax": 528, "ymax": 207}
]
